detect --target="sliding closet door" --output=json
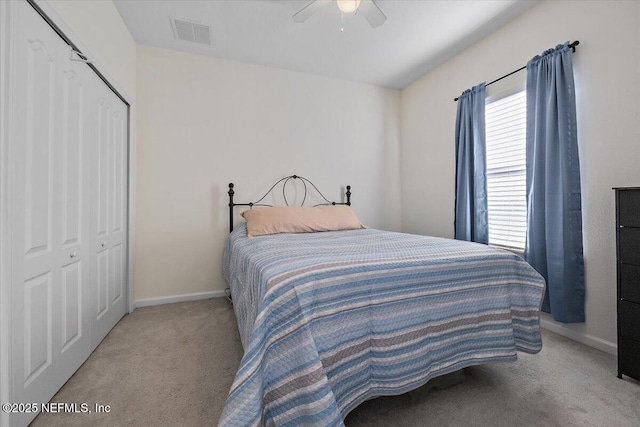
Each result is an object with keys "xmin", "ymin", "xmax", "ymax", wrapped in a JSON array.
[
  {"xmin": 10, "ymin": 2, "xmax": 92, "ymax": 425},
  {"xmin": 89, "ymin": 77, "xmax": 128, "ymax": 349}
]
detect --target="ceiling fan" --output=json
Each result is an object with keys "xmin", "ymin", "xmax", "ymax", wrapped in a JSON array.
[{"xmin": 293, "ymin": 0, "xmax": 387, "ymax": 28}]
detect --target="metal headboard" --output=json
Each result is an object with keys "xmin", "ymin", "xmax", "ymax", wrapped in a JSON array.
[{"xmin": 227, "ymin": 174, "xmax": 351, "ymax": 232}]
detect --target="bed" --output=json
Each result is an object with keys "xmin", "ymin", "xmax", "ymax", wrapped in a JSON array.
[{"xmin": 219, "ymin": 176, "xmax": 545, "ymax": 427}]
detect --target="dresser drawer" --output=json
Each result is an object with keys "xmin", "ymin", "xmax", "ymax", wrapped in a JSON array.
[
  {"xmin": 619, "ymin": 301, "xmax": 640, "ymax": 342},
  {"xmin": 620, "ymin": 263, "xmax": 640, "ymax": 304},
  {"xmin": 619, "ymin": 337, "xmax": 640, "ymax": 381},
  {"xmin": 618, "ymin": 190, "xmax": 640, "ymax": 228},
  {"xmin": 619, "ymin": 227, "xmax": 640, "ymax": 265}
]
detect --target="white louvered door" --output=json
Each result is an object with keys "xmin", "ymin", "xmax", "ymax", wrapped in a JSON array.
[{"xmin": 9, "ymin": 2, "xmax": 128, "ymax": 426}]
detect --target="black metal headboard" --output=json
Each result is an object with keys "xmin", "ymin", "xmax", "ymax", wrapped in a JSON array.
[{"xmin": 227, "ymin": 174, "xmax": 351, "ymax": 232}]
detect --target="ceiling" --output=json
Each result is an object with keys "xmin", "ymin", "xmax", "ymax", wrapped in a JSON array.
[{"xmin": 114, "ymin": 0, "xmax": 538, "ymax": 89}]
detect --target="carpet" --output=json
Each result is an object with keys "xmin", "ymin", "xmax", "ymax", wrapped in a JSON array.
[{"xmin": 31, "ymin": 299, "xmax": 640, "ymax": 426}]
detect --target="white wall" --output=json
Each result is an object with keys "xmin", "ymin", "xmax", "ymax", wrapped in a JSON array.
[
  {"xmin": 400, "ymin": 0, "xmax": 640, "ymax": 351},
  {"xmin": 135, "ymin": 45, "xmax": 401, "ymax": 303},
  {"xmin": 44, "ymin": 0, "xmax": 137, "ymax": 99}
]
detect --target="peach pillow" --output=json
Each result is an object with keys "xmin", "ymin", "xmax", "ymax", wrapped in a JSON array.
[{"xmin": 241, "ymin": 206, "xmax": 362, "ymax": 237}]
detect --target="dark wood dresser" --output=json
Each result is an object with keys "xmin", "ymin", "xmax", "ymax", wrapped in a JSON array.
[{"xmin": 614, "ymin": 187, "xmax": 640, "ymax": 381}]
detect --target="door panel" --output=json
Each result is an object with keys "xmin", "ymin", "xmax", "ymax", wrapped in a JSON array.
[
  {"xmin": 24, "ymin": 39, "xmax": 54, "ymax": 257},
  {"xmin": 96, "ymin": 249, "xmax": 109, "ymax": 319},
  {"xmin": 90, "ymin": 85, "xmax": 127, "ymax": 349},
  {"xmin": 112, "ymin": 244, "xmax": 124, "ymax": 303},
  {"xmin": 96, "ymin": 98, "xmax": 109, "ymax": 239},
  {"xmin": 23, "ymin": 272, "xmax": 52, "ymax": 386},
  {"xmin": 61, "ymin": 261, "xmax": 82, "ymax": 353},
  {"xmin": 61, "ymin": 69, "xmax": 84, "ymax": 248},
  {"xmin": 108, "ymin": 94, "xmax": 127, "ymax": 322},
  {"xmin": 12, "ymin": 5, "xmax": 65, "ymax": 422},
  {"xmin": 112, "ymin": 111, "xmax": 125, "ymax": 234},
  {"xmin": 53, "ymin": 39, "xmax": 94, "ymax": 395}
]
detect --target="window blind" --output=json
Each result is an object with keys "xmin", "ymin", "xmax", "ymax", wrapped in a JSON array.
[{"xmin": 485, "ymin": 91, "xmax": 527, "ymax": 250}]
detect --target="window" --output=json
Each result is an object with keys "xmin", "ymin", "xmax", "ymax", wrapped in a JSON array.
[{"xmin": 485, "ymin": 91, "xmax": 527, "ymax": 250}]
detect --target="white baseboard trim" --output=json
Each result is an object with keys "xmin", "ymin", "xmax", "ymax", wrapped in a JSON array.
[
  {"xmin": 134, "ymin": 290, "xmax": 227, "ymax": 309},
  {"xmin": 539, "ymin": 317, "xmax": 617, "ymax": 356}
]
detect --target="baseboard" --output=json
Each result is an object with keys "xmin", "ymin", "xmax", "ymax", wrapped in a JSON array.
[
  {"xmin": 134, "ymin": 290, "xmax": 227, "ymax": 308},
  {"xmin": 539, "ymin": 317, "xmax": 617, "ymax": 356}
]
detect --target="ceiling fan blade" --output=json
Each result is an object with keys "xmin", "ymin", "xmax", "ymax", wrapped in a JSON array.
[
  {"xmin": 293, "ymin": 0, "xmax": 332, "ymax": 23},
  {"xmin": 358, "ymin": 0, "xmax": 386, "ymax": 28}
]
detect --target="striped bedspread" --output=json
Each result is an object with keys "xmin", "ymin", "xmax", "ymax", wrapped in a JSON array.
[{"xmin": 220, "ymin": 224, "xmax": 545, "ymax": 426}]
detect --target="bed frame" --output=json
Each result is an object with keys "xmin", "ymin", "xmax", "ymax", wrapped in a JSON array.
[{"xmin": 227, "ymin": 174, "xmax": 351, "ymax": 233}]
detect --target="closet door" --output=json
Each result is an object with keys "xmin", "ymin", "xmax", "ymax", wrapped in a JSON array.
[
  {"xmin": 90, "ymin": 76, "xmax": 128, "ymax": 349},
  {"xmin": 9, "ymin": 2, "xmax": 128, "ymax": 426},
  {"xmin": 10, "ymin": 2, "xmax": 92, "ymax": 425}
]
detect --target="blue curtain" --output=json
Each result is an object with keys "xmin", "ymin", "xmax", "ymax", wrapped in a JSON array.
[
  {"xmin": 525, "ymin": 42, "xmax": 585, "ymax": 323},
  {"xmin": 455, "ymin": 83, "xmax": 488, "ymax": 244}
]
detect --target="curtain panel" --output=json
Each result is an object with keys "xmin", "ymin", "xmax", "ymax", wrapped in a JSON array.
[
  {"xmin": 525, "ymin": 42, "xmax": 585, "ymax": 323},
  {"xmin": 454, "ymin": 83, "xmax": 488, "ymax": 244}
]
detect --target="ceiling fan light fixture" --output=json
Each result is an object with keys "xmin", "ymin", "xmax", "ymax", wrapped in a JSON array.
[{"xmin": 336, "ymin": 0, "xmax": 362, "ymax": 14}]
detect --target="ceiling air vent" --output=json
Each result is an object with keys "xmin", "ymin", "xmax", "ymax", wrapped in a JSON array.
[{"xmin": 170, "ymin": 18, "xmax": 211, "ymax": 45}]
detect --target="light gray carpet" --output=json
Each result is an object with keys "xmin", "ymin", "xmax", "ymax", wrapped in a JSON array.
[{"xmin": 32, "ymin": 299, "xmax": 640, "ymax": 427}]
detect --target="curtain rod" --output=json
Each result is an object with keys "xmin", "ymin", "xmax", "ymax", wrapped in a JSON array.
[{"xmin": 453, "ymin": 40, "xmax": 580, "ymax": 102}]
